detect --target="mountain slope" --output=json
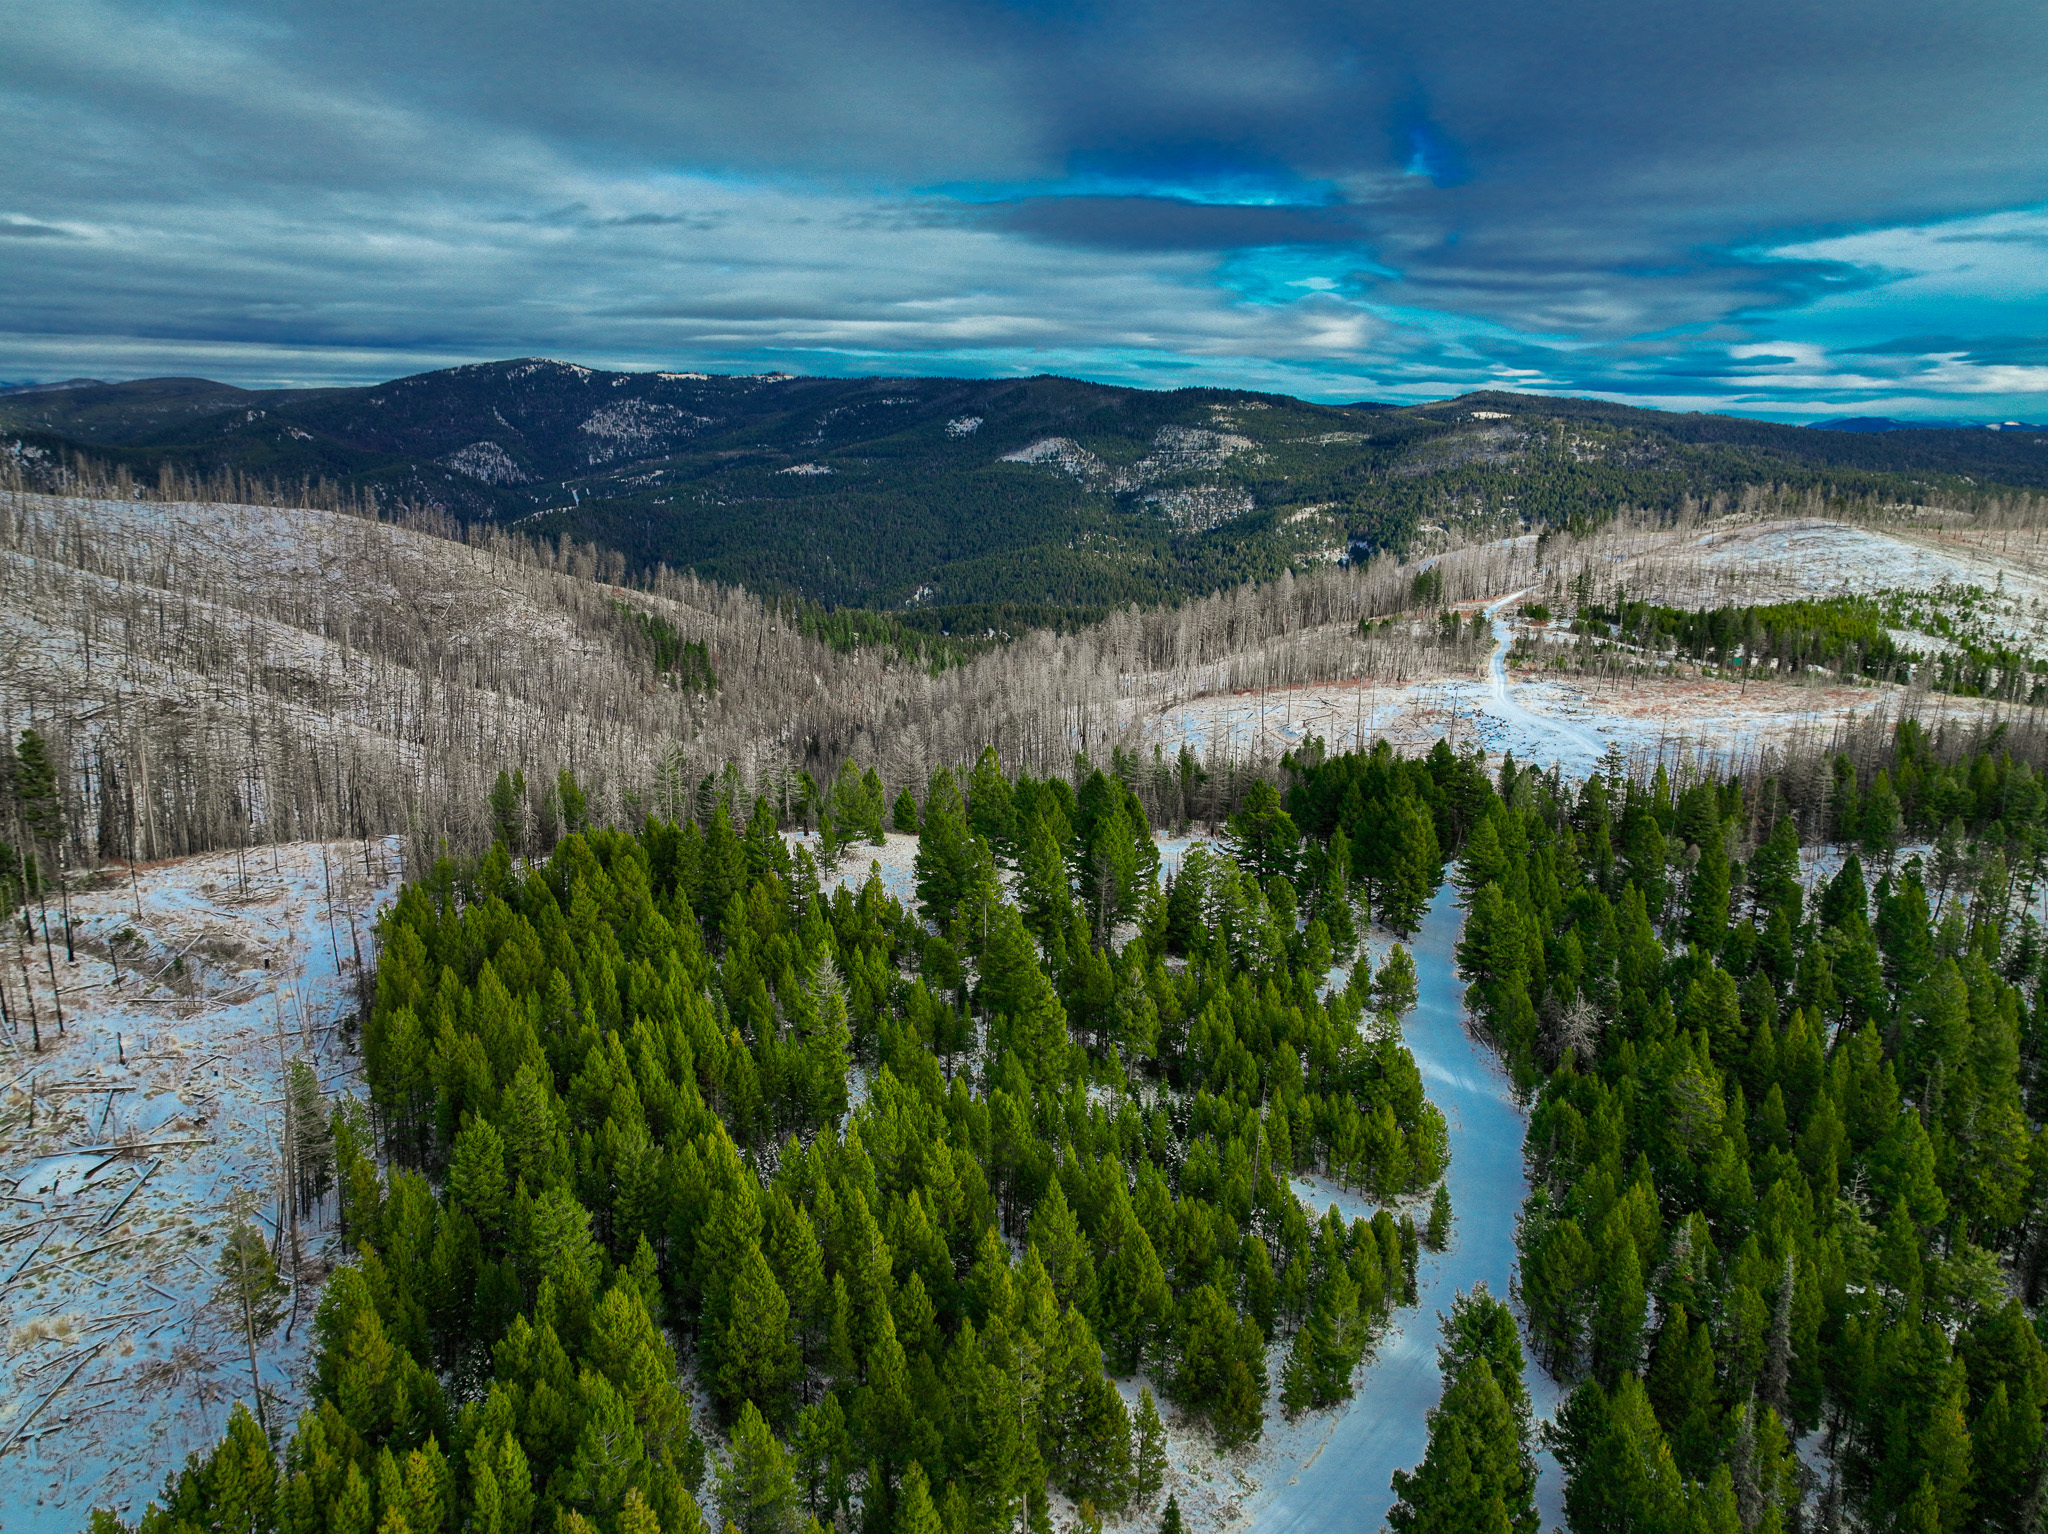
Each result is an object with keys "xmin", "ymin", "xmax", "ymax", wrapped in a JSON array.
[{"xmin": 7, "ymin": 361, "xmax": 2046, "ymax": 614}]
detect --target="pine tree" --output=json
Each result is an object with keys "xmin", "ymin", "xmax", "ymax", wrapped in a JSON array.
[
  {"xmin": 1425, "ymin": 1183, "xmax": 1452, "ymax": 1251},
  {"xmin": 718, "ymin": 1402, "xmax": 800, "ymax": 1534},
  {"xmin": 1749, "ymin": 816, "xmax": 1800, "ymax": 923},
  {"xmin": 133, "ymin": 1402, "xmax": 278, "ymax": 1534},
  {"xmin": 491, "ymin": 770, "xmax": 524, "ymax": 854},
  {"xmin": 1027, "ymin": 1181, "xmax": 1097, "ymax": 1315},
  {"xmin": 1588, "ymin": 1212, "xmax": 1644, "ymax": 1389},
  {"xmin": 1131, "ymin": 1388, "xmax": 1166, "ymax": 1509},
  {"xmin": 558, "ymin": 769, "xmax": 590, "ymax": 837},
  {"xmin": 216, "ymin": 1200, "xmax": 287, "ymax": 1434},
  {"xmin": 1373, "ymin": 945, "xmax": 1419, "ymax": 1024},
  {"xmin": 1096, "ymin": 1190, "xmax": 1172, "ymax": 1374},
  {"xmin": 1226, "ymin": 782, "xmax": 1299, "ymax": 885},
  {"xmin": 449, "ymin": 1114, "xmax": 510, "ymax": 1239},
  {"xmin": 1381, "ymin": 796, "xmax": 1440, "ymax": 935},
  {"xmin": 967, "ymin": 748, "xmax": 1017, "ymax": 853},
  {"xmin": 980, "ymin": 904, "xmax": 1071, "ymax": 1083},
  {"xmin": 897, "ymin": 1462, "xmax": 943, "ymax": 1534},
  {"xmin": 1039, "ymin": 1309, "xmax": 1132, "ymax": 1510},
  {"xmin": 1549, "ymin": 1376, "xmax": 1688, "ymax": 1534},
  {"xmin": 914, "ymin": 770, "xmax": 975, "ymax": 931},
  {"xmin": 795, "ymin": 1393, "xmax": 852, "ymax": 1523},
  {"xmin": 855, "ymin": 1312, "xmax": 916, "ymax": 1469},
  {"xmin": 1686, "ymin": 820, "xmax": 1731, "ymax": 949},
  {"xmin": 1387, "ymin": 1357, "xmax": 1533, "ymax": 1534},
  {"xmin": 717, "ymin": 1246, "xmax": 801, "ymax": 1426},
  {"xmin": 1169, "ymin": 1284, "xmax": 1266, "ymax": 1449},
  {"xmin": 1969, "ymin": 1378, "xmax": 2043, "ymax": 1533}
]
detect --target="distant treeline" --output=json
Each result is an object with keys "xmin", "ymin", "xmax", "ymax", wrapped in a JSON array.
[{"xmin": 1571, "ymin": 595, "xmax": 2048, "ymax": 705}]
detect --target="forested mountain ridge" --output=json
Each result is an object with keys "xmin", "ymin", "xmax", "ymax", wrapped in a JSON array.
[{"xmin": 8, "ymin": 362, "xmax": 2046, "ymax": 616}]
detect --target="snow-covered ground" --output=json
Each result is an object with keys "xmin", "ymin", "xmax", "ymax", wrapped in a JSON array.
[
  {"xmin": 1667, "ymin": 520, "xmax": 2048, "ymax": 638},
  {"xmin": 1142, "ymin": 617, "xmax": 1987, "ymax": 781},
  {"xmin": 785, "ymin": 829, "xmax": 921, "ymax": 905},
  {"xmin": 787, "ymin": 829, "xmax": 1221, "ymax": 916},
  {"xmin": 0, "ymin": 841, "xmax": 399, "ymax": 1530}
]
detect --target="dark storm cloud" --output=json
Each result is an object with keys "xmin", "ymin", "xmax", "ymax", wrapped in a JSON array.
[
  {"xmin": 0, "ymin": 0, "xmax": 2044, "ymax": 411},
  {"xmin": 988, "ymin": 197, "xmax": 1366, "ymax": 252}
]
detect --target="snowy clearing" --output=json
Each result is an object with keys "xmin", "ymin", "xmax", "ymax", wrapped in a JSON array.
[
  {"xmin": 0, "ymin": 841, "xmax": 399, "ymax": 1531},
  {"xmin": 1567, "ymin": 517, "xmax": 2048, "ymax": 653},
  {"xmin": 1141, "ymin": 664, "xmax": 1996, "ymax": 781}
]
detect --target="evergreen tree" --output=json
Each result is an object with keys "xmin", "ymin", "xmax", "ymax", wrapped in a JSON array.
[
  {"xmin": 215, "ymin": 1203, "xmax": 286, "ymax": 1434},
  {"xmin": 914, "ymin": 770, "xmax": 976, "ymax": 931},
  {"xmin": 558, "ymin": 769, "xmax": 590, "ymax": 837},
  {"xmin": 1381, "ymin": 796, "xmax": 1441, "ymax": 934},
  {"xmin": 491, "ymin": 769, "xmax": 526, "ymax": 854},
  {"xmin": 717, "ymin": 1246, "xmax": 801, "ymax": 1426},
  {"xmin": 1387, "ymin": 1355, "xmax": 1533, "ymax": 1534},
  {"xmin": 1170, "ymin": 1284, "xmax": 1266, "ymax": 1449},
  {"xmin": 130, "ymin": 1403, "xmax": 277, "ymax": 1534},
  {"xmin": 1131, "ymin": 1388, "xmax": 1167, "ymax": 1509},
  {"xmin": 1548, "ymin": 1375, "xmax": 1688, "ymax": 1534},
  {"xmin": 1039, "ymin": 1309, "xmax": 1132, "ymax": 1510},
  {"xmin": 1226, "ymin": 782, "xmax": 1300, "ymax": 885},
  {"xmin": 1425, "ymin": 1183, "xmax": 1453, "ymax": 1251},
  {"xmin": 897, "ymin": 1463, "xmax": 943, "ymax": 1534},
  {"xmin": 449, "ymin": 1114, "xmax": 510, "ymax": 1239},
  {"xmin": 718, "ymin": 1403, "xmax": 800, "ymax": 1534},
  {"xmin": 1017, "ymin": 814, "xmax": 1076, "ymax": 948},
  {"xmin": 1373, "ymin": 945, "xmax": 1420, "ymax": 1024},
  {"xmin": 979, "ymin": 903, "xmax": 1071, "ymax": 1083},
  {"xmin": 967, "ymin": 747, "xmax": 1017, "ymax": 853}
]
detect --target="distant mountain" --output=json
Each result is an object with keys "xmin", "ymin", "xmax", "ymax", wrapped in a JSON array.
[
  {"xmin": 1813, "ymin": 415, "xmax": 2043, "ymax": 433},
  {"xmin": 8, "ymin": 360, "xmax": 2047, "ymax": 615},
  {"xmin": 0, "ymin": 377, "xmax": 109, "ymax": 397}
]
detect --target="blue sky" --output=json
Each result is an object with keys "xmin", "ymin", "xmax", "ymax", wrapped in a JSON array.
[{"xmin": 2, "ymin": 0, "xmax": 2045, "ymax": 420}]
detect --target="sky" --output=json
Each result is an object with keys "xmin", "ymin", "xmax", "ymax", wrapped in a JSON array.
[{"xmin": 3, "ymin": 0, "xmax": 2046, "ymax": 420}]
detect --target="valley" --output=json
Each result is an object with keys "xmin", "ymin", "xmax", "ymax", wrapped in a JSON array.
[{"xmin": 4, "ymin": 390, "xmax": 2048, "ymax": 1534}]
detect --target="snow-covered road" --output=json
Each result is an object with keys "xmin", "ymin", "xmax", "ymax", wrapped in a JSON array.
[
  {"xmin": 1475, "ymin": 592, "xmax": 1606, "ymax": 772},
  {"xmin": 1241, "ymin": 882, "xmax": 1563, "ymax": 1534}
]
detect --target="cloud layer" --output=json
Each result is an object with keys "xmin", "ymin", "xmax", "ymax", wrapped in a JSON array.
[{"xmin": 3, "ymin": 0, "xmax": 2045, "ymax": 416}]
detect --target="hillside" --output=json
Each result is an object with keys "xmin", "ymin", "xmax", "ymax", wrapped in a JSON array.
[
  {"xmin": 7, "ymin": 363, "xmax": 2048, "ymax": 618},
  {"xmin": 1, "ymin": 486, "xmax": 1498, "ymax": 874}
]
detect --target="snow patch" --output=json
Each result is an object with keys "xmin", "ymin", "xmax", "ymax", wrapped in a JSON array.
[
  {"xmin": 1001, "ymin": 437, "xmax": 1105, "ymax": 477},
  {"xmin": 1145, "ymin": 486, "xmax": 1257, "ymax": 534},
  {"xmin": 578, "ymin": 400, "xmax": 703, "ymax": 464},
  {"xmin": 441, "ymin": 441, "xmax": 529, "ymax": 485},
  {"xmin": 508, "ymin": 360, "xmax": 594, "ymax": 380}
]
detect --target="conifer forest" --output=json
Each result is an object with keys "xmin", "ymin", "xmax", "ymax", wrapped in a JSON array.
[
  {"xmin": 9, "ymin": 467, "xmax": 2048, "ymax": 1534},
  {"xmin": 6, "ymin": 0, "xmax": 2048, "ymax": 1518},
  {"xmin": 100, "ymin": 747, "xmax": 1448, "ymax": 1534}
]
